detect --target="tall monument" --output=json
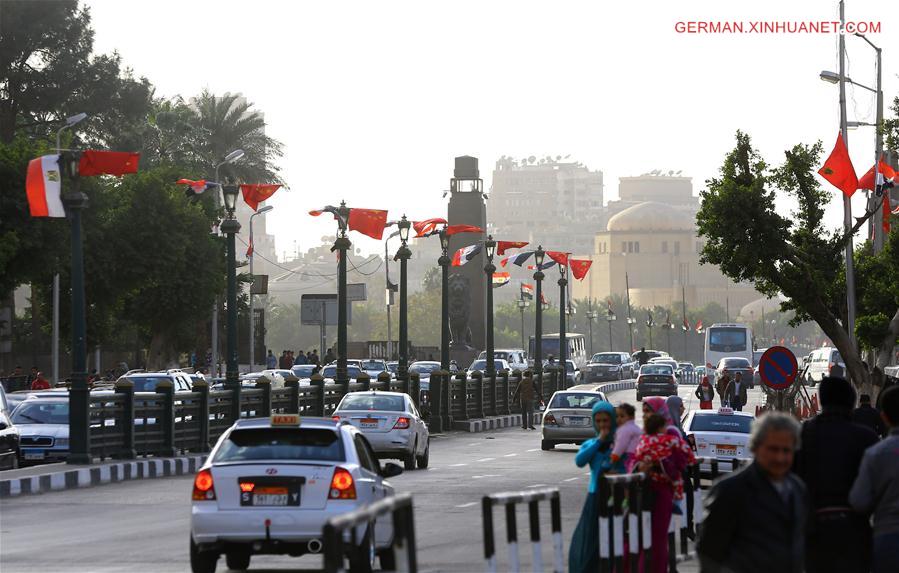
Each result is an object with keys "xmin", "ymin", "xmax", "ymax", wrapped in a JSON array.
[{"xmin": 447, "ymin": 156, "xmax": 487, "ymax": 365}]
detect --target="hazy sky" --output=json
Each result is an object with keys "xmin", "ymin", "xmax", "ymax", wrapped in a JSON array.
[{"xmin": 87, "ymin": 0, "xmax": 897, "ymax": 257}]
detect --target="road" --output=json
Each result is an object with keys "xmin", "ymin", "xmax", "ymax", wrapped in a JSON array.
[{"xmin": 0, "ymin": 385, "xmax": 775, "ymax": 572}]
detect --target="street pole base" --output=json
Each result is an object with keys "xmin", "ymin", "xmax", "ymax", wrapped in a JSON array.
[{"xmin": 67, "ymin": 453, "xmax": 93, "ymax": 465}]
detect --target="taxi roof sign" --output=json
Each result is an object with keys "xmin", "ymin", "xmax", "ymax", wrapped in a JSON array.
[
  {"xmin": 717, "ymin": 407, "xmax": 734, "ymax": 415},
  {"xmin": 271, "ymin": 414, "xmax": 301, "ymax": 426}
]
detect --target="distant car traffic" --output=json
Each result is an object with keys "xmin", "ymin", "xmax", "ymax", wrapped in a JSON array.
[
  {"xmin": 715, "ymin": 357, "xmax": 754, "ymax": 388},
  {"xmin": 386, "ymin": 361, "xmax": 399, "ymax": 378},
  {"xmin": 582, "ymin": 352, "xmax": 637, "ymax": 382},
  {"xmin": 649, "ymin": 356, "xmax": 680, "ymax": 373},
  {"xmin": 11, "ymin": 396, "xmax": 70, "ymax": 464},
  {"xmin": 360, "ymin": 359, "xmax": 389, "ymax": 378},
  {"xmin": 683, "ymin": 407, "xmax": 754, "ymax": 475},
  {"xmin": 189, "ymin": 414, "xmax": 403, "ymax": 573},
  {"xmin": 119, "ymin": 371, "xmax": 194, "ymax": 392},
  {"xmin": 806, "ymin": 347, "xmax": 845, "ymax": 386},
  {"xmin": 333, "ymin": 390, "xmax": 429, "ymax": 470},
  {"xmin": 290, "ymin": 364, "xmax": 317, "ymax": 381},
  {"xmin": 562, "ymin": 360, "xmax": 581, "ymax": 386},
  {"xmin": 477, "ymin": 349, "xmax": 528, "ymax": 371},
  {"xmin": 409, "ymin": 361, "xmax": 441, "ymax": 392},
  {"xmin": 319, "ymin": 365, "xmax": 363, "ymax": 382},
  {"xmin": 541, "ymin": 390, "xmax": 607, "ymax": 450},
  {"xmin": 467, "ymin": 359, "xmax": 511, "ymax": 376},
  {"xmin": 636, "ymin": 364, "xmax": 677, "ymax": 401},
  {"xmin": 677, "ymin": 362, "xmax": 696, "ymax": 383}
]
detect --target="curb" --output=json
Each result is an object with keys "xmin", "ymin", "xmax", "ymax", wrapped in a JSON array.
[
  {"xmin": 0, "ymin": 454, "xmax": 207, "ymax": 498},
  {"xmin": 453, "ymin": 413, "xmax": 542, "ymax": 433}
]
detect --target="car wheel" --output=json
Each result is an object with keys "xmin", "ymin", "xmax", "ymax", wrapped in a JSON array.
[
  {"xmin": 189, "ymin": 538, "xmax": 218, "ymax": 573},
  {"xmin": 404, "ymin": 442, "xmax": 417, "ymax": 471},
  {"xmin": 225, "ymin": 551, "xmax": 250, "ymax": 571},
  {"xmin": 377, "ymin": 546, "xmax": 397, "ymax": 571},
  {"xmin": 349, "ymin": 526, "xmax": 376, "ymax": 573},
  {"xmin": 541, "ymin": 439, "xmax": 554, "ymax": 451},
  {"xmin": 416, "ymin": 441, "xmax": 429, "ymax": 469}
]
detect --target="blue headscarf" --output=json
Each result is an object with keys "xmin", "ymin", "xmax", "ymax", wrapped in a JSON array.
[{"xmin": 574, "ymin": 400, "xmax": 624, "ymax": 493}]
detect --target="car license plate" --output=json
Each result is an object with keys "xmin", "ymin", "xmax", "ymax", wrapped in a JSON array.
[
  {"xmin": 23, "ymin": 450, "xmax": 45, "ymax": 460},
  {"xmin": 360, "ymin": 418, "xmax": 379, "ymax": 429},
  {"xmin": 716, "ymin": 445, "xmax": 737, "ymax": 456},
  {"xmin": 253, "ymin": 494, "xmax": 288, "ymax": 506},
  {"xmin": 564, "ymin": 417, "xmax": 588, "ymax": 426}
]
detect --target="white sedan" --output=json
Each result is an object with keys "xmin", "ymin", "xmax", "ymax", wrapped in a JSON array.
[
  {"xmin": 332, "ymin": 391, "xmax": 429, "ymax": 470},
  {"xmin": 683, "ymin": 407, "xmax": 754, "ymax": 475},
  {"xmin": 190, "ymin": 414, "xmax": 403, "ymax": 573}
]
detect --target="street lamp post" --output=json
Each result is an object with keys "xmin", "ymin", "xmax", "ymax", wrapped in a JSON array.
[
  {"xmin": 533, "ymin": 246, "xmax": 546, "ymax": 377},
  {"xmin": 627, "ymin": 317, "xmax": 637, "ymax": 353},
  {"xmin": 248, "ymin": 205, "xmax": 273, "ymax": 369},
  {"xmin": 606, "ymin": 311, "xmax": 616, "ymax": 353},
  {"xmin": 484, "ymin": 236, "xmax": 497, "ymax": 378},
  {"xmin": 518, "ymin": 299, "xmax": 530, "ymax": 351},
  {"xmin": 438, "ymin": 229, "xmax": 451, "ymax": 370},
  {"xmin": 333, "ymin": 202, "xmax": 351, "ymax": 383},
  {"xmin": 586, "ymin": 309, "xmax": 597, "ymax": 355},
  {"xmin": 220, "ymin": 183, "xmax": 242, "ymax": 403},
  {"xmin": 395, "ymin": 216, "xmax": 412, "ymax": 382},
  {"xmin": 558, "ymin": 262, "xmax": 568, "ymax": 368}
]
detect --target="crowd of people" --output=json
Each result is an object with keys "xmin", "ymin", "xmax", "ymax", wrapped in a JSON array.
[
  {"xmin": 266, "ymin": 348, "xmax": 336, "ymax": 370},
  {"xmin": 566, "ymin": 376, "xmax": 899, "ymax": 573}
]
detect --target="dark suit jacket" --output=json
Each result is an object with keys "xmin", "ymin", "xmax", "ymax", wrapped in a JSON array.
[
  {"xmin": 724, "ymin": 379, "xmax": 749, "ymax": 406},
  {"xmin": 698, "ymin": 462, "xmax": 808, "ymax": 573}
]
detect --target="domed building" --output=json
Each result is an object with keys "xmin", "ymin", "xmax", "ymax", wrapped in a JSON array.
[{"xmin": 572, "ymin": 201, "xmax": 762, "ymax": 311}]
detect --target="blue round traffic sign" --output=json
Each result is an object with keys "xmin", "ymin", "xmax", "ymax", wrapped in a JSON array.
[{"xmin": 759, "ymin": 345, "xmax": 798, "ymax": 391}]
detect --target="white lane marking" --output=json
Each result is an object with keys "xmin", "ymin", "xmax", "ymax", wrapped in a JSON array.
[
  {"xmin": 455, "ymin": 501, "xmax": 479, "ymax": 508},
  {"xmin": 468, "ymin": 443, "xmax": 479, "ymax": 446},
  {"xmin": 527, "ymin": 448, "xmax": 539, "ymax": 452},
  {"xmin": 477, "ymin": 457, "xmax": 496, "ymax": 462},
  {"xmin": 527, "ymin": 483, "xmax": 548, "ymax": 488},
  {"xmin": 449, "ymin": 463, "xmax": 468, "ymax": 467},
  {"xmin": 503, "ymin": 453, "xmax": 518, "ymax": 457},
  {"xmin": 563, "ymin": 477, "xmax": 580, "ymax": 482},
  {"xmin": 584, "ymin": 472, "xmax": 592, "ymax": 476},
  {"xmin": 472, "ymin": 474, "xmax": 502, "ymax": 479}
]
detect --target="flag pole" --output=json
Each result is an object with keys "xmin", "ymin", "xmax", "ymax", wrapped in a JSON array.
[{"xmin": 838, "ymin": 0, "xmax": 857, "ymax": 350}]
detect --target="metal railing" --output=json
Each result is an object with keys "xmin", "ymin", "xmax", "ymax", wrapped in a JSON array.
[
  {"xmin": 322, "ymin": 492, "xmax": 417, "ymax": 573},
  {"xmin": 482, "ymin": 487, "xmax": 563, "ymax": 573}
]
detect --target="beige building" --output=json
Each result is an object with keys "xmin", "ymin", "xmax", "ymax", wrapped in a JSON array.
[{"xmin": 571, "ymin": 201, "xmax": 761, "ymax": 310}]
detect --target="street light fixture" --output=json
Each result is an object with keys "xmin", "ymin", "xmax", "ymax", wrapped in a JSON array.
[
  {"xmin": 221, "ymin": 183, "xmax": 239, "ymax": 213},
  {"xmin": 438, "ymin": 229, "xmax": 451, "ymax": 370},
  {"xmin": 606, "ymin": 311, "xmax": 617, "ymax": 352},
  {"xmin": 586, "ymin": 309, "xmax": 597, "ymax": 355},
  {"xmin": 533, "ymin": 246, "xmax": 546, "ymax": 378},
  {"xmin": 248, "ymin": 205, "xmax": 274, "ymax": 368},
  {"xmin": 395, "ymin": 216, "xmax": 412, "ymax": 383},
  {"xmin": 558, "ymin": 262, "xmax": 568, "ymax": 370},
  {"xmin": 484, "ymin": 235, "xmax": 497, "ymax": 378}
]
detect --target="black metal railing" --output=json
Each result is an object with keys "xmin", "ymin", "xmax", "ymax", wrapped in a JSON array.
[{"xmin": 482, "ymin": 487, "xmax": 563, "ymax": 573}]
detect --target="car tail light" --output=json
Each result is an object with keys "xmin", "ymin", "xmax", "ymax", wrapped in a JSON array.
[
  {"xmin": 393, "ymin": 417, "xmax": 411, "ymax": 429},
  {"xmin": 331, "ymin": 415, "xmax": 341, "ymax": 422},
  {"xmin": 329, "ymin": 467, "xmax": 356, "ymax": 500},
  {"xmin": 636, "ymin": 376, "xmax": 643, "ymax": 386},
  {"xmin": 192, "ymin": 469, "xmax": 216, "ymax": 501},
  {"xmin": 239, "ymin": 482, "xmax": 255, "ymax": 493},
  {"xmin": 544, "ymin": 414, "xmax": 557, "ymax": 426}
]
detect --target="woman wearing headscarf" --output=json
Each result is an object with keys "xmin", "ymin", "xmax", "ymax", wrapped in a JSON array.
[
  {"xmin": 695, "ymin": 375, "xmax": 715, "ymax": 409},
  {"xmin": 667, "ymin": 395, "xmax": 697, "ymax": 540},
  {"xmin": 569, "ymin": 400, "xmax": 624, "ymax": 573},
  {"xmin": 640, "ymin": 397, "xmax": 695, "ymax": 573}
]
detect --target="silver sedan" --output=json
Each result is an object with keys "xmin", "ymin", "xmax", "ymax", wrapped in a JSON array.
[
  {"xmin": 332, "ymin": 391, "xmax": 430, "ymax": 470},
  {"xmin": 541, "ymin": 390, "xmax": 606, "ymax": 450}
]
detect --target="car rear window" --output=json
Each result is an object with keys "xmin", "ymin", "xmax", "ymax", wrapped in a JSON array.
[
  {"xmin": 12, "ymin": 401, "xmax": 69, "ymax": 424},
  {"xmin": 338, "ymin": 394, "xmax": 406, "ymax": 412},
  {"xmin": 641, "ymin": 365, "xmax": 673, "ymax": 375},
  {"xmin": 689, "ymin": 415, "xmax": 752, "ymax": 434},
  {"xmin": 722, "ymin": 358, "xmax": 751, "ymax": 368},
  {"xmin": 549, "ymin": 393, "xmax": 604, "ymax": 409},
  {"xmin": 214, "ymin": 428, "xmax": 345, "ymax": 462},
  {"xmin": 124, "ymin": 376, "xmax": 172, "ymax": 392}
]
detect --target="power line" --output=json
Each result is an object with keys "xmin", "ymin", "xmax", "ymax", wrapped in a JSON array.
[{"xmin": 235, "ymin": 235, "xmax": 381, "ymax": 278}]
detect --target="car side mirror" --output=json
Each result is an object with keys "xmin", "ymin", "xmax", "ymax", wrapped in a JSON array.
[
  {"xmin": 0, "ymin": 421, "xmax": 6, "ymax": 431},
  {"xmin": 380, "ymin": 462, "xmax": 403, "ymax": 478}
]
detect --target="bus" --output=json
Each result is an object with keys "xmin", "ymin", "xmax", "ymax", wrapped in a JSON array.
[
  {"xmin": 704, "ymin": 323, "xmax": 754, "ymax": 382},
  {"xmin": 528, "ymin": 333, "xmax": 588, "ymax": 369}
]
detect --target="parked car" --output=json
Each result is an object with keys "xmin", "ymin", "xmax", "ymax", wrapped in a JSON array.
[
  {"xmin": 0, "ymin": 408, "xmax": 20, "ymax": 469},
  {"xmin": 715, "ymin": 357, "xmax": 754, "ymax": 388},
  {"xmin": 582, "ymin": 352, "xmax": 637, "ymax": 382},
  {"xmin": 649, "ymin": 356, "xmax": 680, "ymax": 373},
  {"xmin": 11, "ymin": 396, "xmax": 70, "ymax": 464},
  {"xmin": 319, "ymin": 365, "xmax": 364, "ymax": 382},
  {"xmin": 290, "ymin": 364, "xmax": 317, "ymax": 381},
  {"xmin": 636, "ymin": 363, "xmax": 677, "ymax": 401},
  {"xmin": 360, "ymin": 359, "xmax": 389, "ymax": 379},
  {"xmin": 477, "ymin": 349, "xmax": 528, "ymax": 371},
  {"xmin": 683, "ymin": 407, "xmax": 754, "ymax": 476},
  {"xmin": 806, "ymin": 347, "xmax": 845, "ymax": 386},
  {"xmin": 632, "ymin": 349, "xmax": 668, "ymax": 365},
  {"xmin": 333, "ymin": 390, "xmax": 429, "ymax": 470},
  {"xmin": 677, "ymin": 362, "xmax": 696, "ymax": 384},
  {"xmin": 541, "ymin": 390, "xmax": 607, "ymax": 450},
  {"xmin": 118, "ymin": 371, "xmax": 194, "ymax": 392}
]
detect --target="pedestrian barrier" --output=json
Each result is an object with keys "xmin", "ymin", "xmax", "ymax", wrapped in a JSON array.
[
  {"xmin": 482, "ymin": 487, "xmax": 563, "ymax": 573},
  {"xmin": 596, "ymin": 473, "xmax": 651, "ymax": 573},
  {"xmin": 322, "ymin": 492, "xmax": 417, "ymax": 573}
]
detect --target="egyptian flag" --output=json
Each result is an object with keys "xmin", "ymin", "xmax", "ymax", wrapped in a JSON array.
[
  {"xmin": 492, "ymin": 272, "xmax": 510, "ymax": 288},
  {"xmin": 527, "ymin": 261, "xmax": 556, "ymax": 271},
  {"xmin": 445, "ymin": 224, "xmax": 483, "ymax": 236},
  {"xmin": 695, "ymin": 319, "xmax": 703, "ymax": 334},
  {"xmin": 646, "ymin": 312, "xmax": 654, "ymax": 327},
  {"xmin": 569, "ymin": 259, "xmax": 592, "ymax": 280},
  {"xmin": 501, "ymin": 251, "xmax": 534, "ymax": 267},
  {"xmin": 883, "ymin": 195, "xmax": 893, "ymax": 234},
  {"xmin": 246, "ymin": 236, "xmax": 254, "ymax": 257},
  {"xmin": 546, "ymin": 251, "xmax": 569, "ymax": 266},
  {"xmin": 451, "ymin": 243, "xmax": 482, "ymax": 266},
  {"xmin": 497, "ymin": 241, "xmax": 528, "ymax": 255},
  {"xmin": 26, "ymin": 155, "xmax": 65, "ymax": 217},
  {"xmin": 178, "ymin": 178, "xmax": 219, "ymax": 199},
  {"xmin": 818, "ymin": 133, "xmax": 858, "ymax": 197},
  {"xmin": 413, "ymin": 218, "xmax": 447, "ymax": 237},
  {"xmin": 521, "ymin": 283, "xmax": 534, "ymax": 300},
  {"xmin": 682, "ymin": 317, "xmax": 691, "ymax": 332},
  {"xmin": 608, "ymin": 300, "xmax": 615, "ymax": 316},
  {"xmin": 241, "ymin": 184, "xmax": 281, "ymax": 211},
  {"xmin": 348, "ymin": 208, "xmax": 388, "ymax": 239},
  {"xmin": 858, "ymin": 159, "xmax": 897, "ymax": 195},
  {"xmin": 663, "ymin": 312, "xmax": 672, "ymax": 328},
  {"xmin": 78, "ymin": 150, "xmax": 139, "ymax": 177}
]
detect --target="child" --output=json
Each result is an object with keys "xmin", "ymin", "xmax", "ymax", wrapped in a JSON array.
[{"xmin": 611, "ymin": 403, "xmax": 642, "ymax": 472}]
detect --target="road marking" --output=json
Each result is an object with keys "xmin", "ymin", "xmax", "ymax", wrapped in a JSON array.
[
  {"xmin": 477, "ymin": 457, "xmax": 495, "ymax": 462},
  {"xmin": 449, "ymin": 463, "xmax": 468, "ymax": 467},
  {"xmin": 526, "ymin": 448, "xmax": 539, "ymax": 452},
  {"xmin": 584, "ymin": 472, "xmax": 591, "ymax": 476},
  {"xmin": 527, "ymin": 484, "xmax": 548, "ymax": 488},
  {"xmin": 503, "ymin": 453, "xmax": 518, "ymax": 457},
  {"xmin": 455, "ymin": 501, "xmax": 479, "ymax": 508},
  {"xmin": 472, "ymin": 474, "xmax": 501, "ymax": 479},
  {"xmin": 468, "ymin": 443, "xmax": 479, "ymax": 446},
  {"xmin": 563, "ymin": 477, "xmax": 580, "ymax": 482}
]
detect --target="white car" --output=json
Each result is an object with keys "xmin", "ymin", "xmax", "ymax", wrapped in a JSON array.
[
  {"xmin": 466, "ymin": 359, "xmax": 512, "ymax": 377},
  {"xmin": 682, "ymin": 407, "xmax": 754, "ymax": 475},
  {"xmin": 11, "ymin": 396, "xmax": 71, "ymax": 464},
  {"xmin": 649, "ymin": 357, "xmax": 680, "ymax": 373},
  {"xmin": 360, "ymin": 359, "xmax": 389, "ymax": 379},
  {"xmin": 332, "ymin": 391, "xmax": 429, "ymax": 470},
  {"xmin": 190, "ymin": 415, "xmax": 403, "ymax": 573}
]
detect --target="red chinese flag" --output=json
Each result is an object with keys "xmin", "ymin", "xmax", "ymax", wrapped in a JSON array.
[
  {"xmin": 413, "ymin": 218, "xmax": 447, "ymax": 237},
  {"xmin": 444, "ymin": 224, "xmax": 483, "ymax": 236},
  {"xmin": 78, "ymin": 150, "xmax": 139, "ymax": 177},
  {"xmin": 858, "ymin": 160, "xmax": 897, "ymax": 190},
  {"xmin": 546, "ymin": 251, "xmax": 569, "ymax": 266},
  {"xmin": 569, "ymin": 258, "xmax": 593, "ymax": 280},
  {"xmin": 818, "ymin": 133, "xmax": 858, "ymax": 197},
  {"xmin": 240, "ymin": 184, "xmax": 281, "ymax": 211},
  {"xmin": 348, "ymin": 208, "xmax": 388, "ymax": 239},
  {"xmin": 496, "ymin": 241, "xmax": 528, "ymax": 255}
]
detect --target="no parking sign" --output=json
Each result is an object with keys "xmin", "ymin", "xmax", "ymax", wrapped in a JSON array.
[{"xmin": 758, "ymin": 346, "xmax": 798, "ymax": 391}]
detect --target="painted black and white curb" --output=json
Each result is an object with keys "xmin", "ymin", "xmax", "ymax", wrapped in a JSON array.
[{"xmin": 0, "ymin": 455, "xmax": 207, "ymax": 498}]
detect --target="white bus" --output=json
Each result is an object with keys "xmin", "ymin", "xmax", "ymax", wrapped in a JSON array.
[
  {"xmin": 704, "ymin": 323, "xmax": 754, "ymax": 382},
  {"xmin": 528, "ymin": 333, "xmax": 588, "ymax": 369}
]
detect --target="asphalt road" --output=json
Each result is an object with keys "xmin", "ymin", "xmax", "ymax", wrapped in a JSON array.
[{"xmin": 0, "ymin": 384, "xmax": 777, "ymax": 573}]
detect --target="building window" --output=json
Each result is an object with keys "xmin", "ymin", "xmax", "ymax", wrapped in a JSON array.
[
  {"xmin": 674, "ymin": 242, "xmax": 680, "ymax": 255},
  {"xmin": 621, "ymin": 242, "xmax": 627, "ymax": 253},
  {"xmin": 662, "ymin": 241, "xmax": 668, "ymax": 254},
  {"xmin": 634, "ymin": 242, "xmax": 640, "ymax": 253}
]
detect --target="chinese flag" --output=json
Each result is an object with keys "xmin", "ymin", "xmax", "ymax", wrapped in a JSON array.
[
  {"xmin": 348, "ymin": 208, "xmax": 388, "ymax": 239},
  {"xmin": 546, "ymin": 251, "xmax": 569, "ymax": 266},
  {"xmin": 858, "ymin": 160, "xmax": 897, "ymax": 190},
  {"xmin": 818, "ymin": 133, "xmax": 858, "ymax": 197},
  {"xmin": 496, "ymin": 241, "xmax": 528, "ymax": 255},
  {"xmin": 78, "ymin": 150, "xmax": 139, "ymax": 177},
  {"xmin": 240, "ymin": 184, "xmax": 281, "ymax": 211},
  {"xmin": 444, "ymin": 224, "xmax": 483, "ymax": 236},
  {"xmin": 569, "ymin": 258, "xmax": 593, "ymax": 280}
]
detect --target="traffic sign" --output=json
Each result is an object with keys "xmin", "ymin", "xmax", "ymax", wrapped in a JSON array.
[{"xmin": 758, "ymin": 345, "xmax": 798, "ymax": 391}]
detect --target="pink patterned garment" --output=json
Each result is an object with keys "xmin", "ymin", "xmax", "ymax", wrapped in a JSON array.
[{"xmin": 634, "ymin": 433, "xmax": 696, "ymax": 500}]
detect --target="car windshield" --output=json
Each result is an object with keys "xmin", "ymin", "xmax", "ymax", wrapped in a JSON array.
[
  {"xmin": 689, "ymin": 414, "xmax": 753, "ymax": 434},
  {"xmin": 321, "ymin": 366, "xmax": 362, "ymax": 378},
  {"xmin": 470, "ymin": 360, "xmax": 505, "ymax": 370},
  {"xmin": 123, "ymin": 376, "xmax": 172, "ymax": 392},
  {"xmin": 679, "ymin": 363, "xmax": 693, "ymax": 370},
  {"xmin": 12, "ymin": 401, "xmax": 69, "ymax": 424},
  {"xmin": 708, "ymin": 328, "xmax": 748, "ymax": 352},
  {"xmin": 641, "ymin": 365, "xmax": 673, "ymax": 375},
  {"xmin": 386, "ymin": 363, "xmax": 398, "ymax": 373},
  {"xmin": 549, "ymin": 393, "xmax": 603, "ymax": 409},
  {"xmin": 338, "ymin": 394, "xmax": 406, "ymax": 412},
  {"xmin": 292, "ymin": 365, "xmax": 316, "ymax": 377},
  {"xmin": 722, "ymin": 358, "xmax": 751, "ymax": 368},
  {"xmin": 410, "ymin": 363, "xmax": 440, "ymax": 374},
  {"xmin": 832, "ymin": 351, "xmax": 843, "ymax": 363},
  {"xmin": 214, "ymin": 427, "xmax": 345, "ymax": 462},
  {"xmin": 591, "ymin": 354, "xmax": 621, "ymax": 364},
  {"xmin": 361, "ymin": 360, "xmax": 385, "ymax": 370}
]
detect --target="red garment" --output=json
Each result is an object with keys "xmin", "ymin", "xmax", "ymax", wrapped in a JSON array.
[
  {"xmin": 634, "ymin": 432, "xmax": 696, "ymax": 500},
  {"xmin": 700, "ymin": 400, "xmax": 714, "ymax": 410},
  {"xmin": 31, "ymin": 377, "xmax": 51, "ymax": 390}
]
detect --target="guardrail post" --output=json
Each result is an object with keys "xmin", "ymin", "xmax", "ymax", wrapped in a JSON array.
[
  {"xmin": 503, "ymin": 371, "xmax": 513, "ymax": 416},
  {"xmin": 505, "ymin": 502, "xmax": 519, "ymax": 572},
  {"xmin": 443, "ymin": 370, "xmax": 453, "ymax": 428},
  {"xmin": 472, "ymin": 371, "xmax": 484, "ymax": 418},
  {"xmin": 483, "ymin": 496, "xmax": 497, "ymax": 573},
  {"xmin": 430, "ymin": 371, "xmax": 444, "ymax": 433},
  {"xmin": 310, "ymin": 374, "xmax": 326, "ymax": 417},
  {"xmin": 487, "ymin": 372, "xmax": 497, "ymax": 417},
  {"xmin": 156, "ymin": 380, "xmax": 177, "ymax": 457},
  {"xmin": 402, "ymin": 369, "xmax": 411, "ymax": 396},
  {"xmin": 230, "ymin": 378, "xmax": 242, "ymax": 423},
  {"xmin": 598, "ymin": 476, "xmax": 613, "ymax": 573},
  {"xmin": 358, "ymin": 372, "xmax": 371, "ymax": 391},
  {"xmin": 377, "ymin": 370, "xmax": 391, "ymax": 391},
  {"xmin": 255, "ymin": 378, "xmax": 272, "ymax": 418},
  {"xmin": 194, "ymin": 379, "xmax": 210, "ymax": 452},
  {"xmin": 455, "ymin": 372, "xmax": 469, "ymax": 421},
  {"xmin": 284, "ymin": 379, "xmax": 300, "ymax": 414},
  {"xmin": 410, "ymin": 372, "xmax": 421, "ymax": 408},
  {"xmin": 114, "ymin": 380, "xmax": 136, "ymax": 459}
]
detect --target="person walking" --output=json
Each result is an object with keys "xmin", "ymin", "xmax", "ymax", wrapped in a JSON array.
[
  {"xmin": 695, "ymin": 375, "xmax": 715, "ymax": 409},
  {"xmin": 293, "ymin": 351, "xmax": 307, "ymax": 366},
  {"xmin": 724, "ymin": 371, "xmax": 749, "ymax": 411},
  {"xmin": 850, "ymin": 385, "xmax": 899, "ymax": 573},
  {"xmin": 310, "ymin": 350, "xmax": 320, "ymax": 366},
  {"xmin": 278, "ymin": 350, "xmax": 289, "ymax": 369},
  {"xmin": 324, "ymin": 347, "xmax": 336, "ymax": 365},
  {"xmin": 512, "ymin": 372, "xmax": 539, "ymax": 430},
  {"xmin": 30, "ymin": 371, "xmax": 51, "ymax": 390},
  {"xmin": 793, "ymin": 376, "xmax": 878, "ymax": 573},
  {"xmin": 698, "ymin": 412, "xmax": 808, "ymax": 573},
  {"xmin": 569, "ymin": 401, "xmax": 624, "ymax": 573},
  {"xmin": 635, "ymin": 346, "xmax": 650, "ymax": 366},
  {"xmin": 852, "ymin": 393, "xmax": 886, "ymax": 438},
  {"xmin": 715, "ymin": 370, "xmax": 731, "ymax": 408},
  {"xmin": 667, "ymin": 395, "xmax": 697, "ymax": 539}
]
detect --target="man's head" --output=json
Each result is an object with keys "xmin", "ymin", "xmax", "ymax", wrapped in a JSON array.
[
  {"xmin": 881, "ymin": 386, "xmax": 899, "ymax": 429},
  {"xmin": 819, "ymin": 376, "xmax": 856, "ymax": 412},
  {"xmin": 859, "ymin": 394, "xmax": 871, "ymax": 406},
  {"xmin": 31, "ymin": 366, "xmax": 38, "ymax": 375},
  {"xmin": 640, "ymin": 347, "xmax": 646, "ymax": 352},
  {"xmin": 750, "ymin": 412, "xmax": 801, "ymax": 481},
  {"xmin": 734, "ymin": 371, "xmax": 743, "ymax": 381}
]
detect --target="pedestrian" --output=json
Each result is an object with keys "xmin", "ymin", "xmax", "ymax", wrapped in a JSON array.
[
  {"xmin": 695, "ymin": 375, "xmax": 715, "ymax": 409},
  {"xmin": 29, "ymin": 366, "xmax": 39, "ymax": 383},
  {"xmin": 512, "ymin": 373, "xmax": 540, "ymax": 430},
  {"xmin": 294, "ymin": 351, "xmax": 307, "ymax": 366},
  {"xmin": 568, "ymin": 401, "xmax": 624, "ymax": 573},
  {"xmin": 852, "ymin": 393, "xmax": 886, "ymax": 438},
  {"xmin": 310, "ymin": 350, "xmax": 320, "ymax": 365},
  {"xmin": 697, "ymin": 412, "xmax": 807, "ymax": 573},
  {"xmin": 30, "ymin": 371, "xmax": 51, "ymax": 390},
  {"xmin": 830, "ymin": 362, "xmax": 845, "ymax": 379},
  {"xmin": 725, "ymin": 371, "xmax": 749, "ymax": 411},
  {"xmin": 611, "ymin": 402, "xmax": 642, "ymax": 472},
  {"xmin": 266, "ymin": 350, "xmax": 277, "ymax": 369},
  {"xmin": 793, "ymin": 376, "xmax": 878, "ymax": 573},
  {"xmin": 667, "ymin": 395, "xmax": 697, "ymax": 539},
  {"xmin": 715, "ymin": 370, "xmax": 731, "ymax": 407},
  {"xmin": 324, "ymin": 347, "xmax": 336, "ymax": 364},
  {"xmin": 635, "ymin": 346, "xmax": 650, "ymax": 366},
  {"xmin": 850, "ymin": 385, "xmax": 899, "ymax": 573}
]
